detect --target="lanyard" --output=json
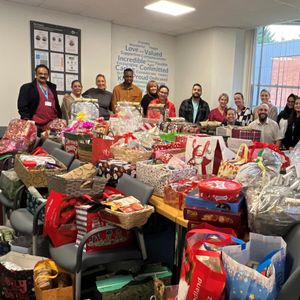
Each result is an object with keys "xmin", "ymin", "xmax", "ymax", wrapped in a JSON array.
[{"xmin": 38, "ymin": 83, "xmax": 49, "ymax": 101}]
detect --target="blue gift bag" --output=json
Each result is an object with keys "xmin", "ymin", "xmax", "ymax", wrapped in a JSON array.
[{"xmin": 222, "ymin": 232, "xmax": 286, "ymax": 300}]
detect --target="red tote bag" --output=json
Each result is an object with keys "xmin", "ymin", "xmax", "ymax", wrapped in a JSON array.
[{"xmin": 92, "ymin": 137, "xmax": 121, "ymax": 164}]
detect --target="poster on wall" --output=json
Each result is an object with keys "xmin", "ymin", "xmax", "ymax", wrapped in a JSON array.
[
  {"xmin": 30, "ymin": 21, "xmax": 81, "ymax": 95},
  {"xmin": 113, "ymin": 40, "xmax": 169, "ymax": 93}
]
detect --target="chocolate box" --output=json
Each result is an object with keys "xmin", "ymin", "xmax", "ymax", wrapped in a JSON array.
[
  {"xmin": 185, "ymin": 190, "xmax": 245, "ymax": 213},
  {"xmin": 96, "ymin": 160, "xmax": 136, "ymax": 187}
]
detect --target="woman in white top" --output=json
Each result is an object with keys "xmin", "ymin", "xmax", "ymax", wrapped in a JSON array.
[{"xmin": 254, "ymin": 89, "xmax": 278, "ymax": 121}]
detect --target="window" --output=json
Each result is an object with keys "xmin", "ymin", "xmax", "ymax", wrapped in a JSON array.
[{"xmin": 252, "ymin": 24, "xmax": 300, "ymax": 111}]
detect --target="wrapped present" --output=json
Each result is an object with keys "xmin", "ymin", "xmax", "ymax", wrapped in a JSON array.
[
  {"xmin": 14, "ymin": 154, "xmax": 67, "ymax": 188},
  {"xmin": 231, "ymin": 128, "xmax": 261, "ymax": 141},
  {"xmin": 245, "ymin": 172, "xmax": 300, "ymax": 236},
  {"xmin": 136, "ymin": 159, "xmax": 196, "ymax": 197},
  {"xmin": 227, "ymin": 137, "xmax": 253, "ymax": 153},
  {"xmin": 110, "ymin": 133, "xmax": 152, "ymax": 163},
  {"xmin": 71, "ymin": 99, "xmax": 99, "ymax": 121},
  {"xmin": 216, "ymin": 126, "xmax": 232, "ymax": 137},
  {"xmin": 185, "ymin": 189, "xmax": 245, "ymax": 213},
  {"xmin": 184, "ymin": 205, "xmax": 246, "ymax": 228},
  {"xmin": 0, "ymin": 169, "xmax": 23, "ymax": 199},
  {"xmin": 63, "ymin": 132, "xmax": 92, "ymax": 158},
  {"xmin": 164, "ymin": 179, "xmax": 199, "ymax": 210},
  {"xmin": 160, "ymin": 121, "xmax": 201, "ymax": 134},
  {"xmin": 217, "ymin": 143, "xmax": 249, "ymax": 179},
  {"xmin": 75, "ymin": 205, "xmax": 132, "ymax": 253},
  {"xmin": 147, "ymin": 103, "xmax": 165, "ymax": 121},
  {"xmin": 97, "ymin": 160, "xmax": 136, "ymax": 187},
  {"xmin": 46, "ymin": 118, "xmax": 67, "ymax": 134},
  {"xmin": 0, "ymin": 119, "xmax": 37, "ymax": 155}
]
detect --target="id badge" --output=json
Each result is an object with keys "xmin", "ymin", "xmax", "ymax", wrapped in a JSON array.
[{"xmin": 45, "ymin": 101, "xmax": 52, "ymax": 107}]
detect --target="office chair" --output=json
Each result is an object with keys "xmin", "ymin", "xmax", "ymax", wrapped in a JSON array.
[{"xmin": 48, "ymin": 174, "xmax": 154, "ymax": 300}]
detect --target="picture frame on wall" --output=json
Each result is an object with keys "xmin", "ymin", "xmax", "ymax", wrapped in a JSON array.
[{"xmin": 30, "ymin": 20, "xmax": 81, "ymax": 95}]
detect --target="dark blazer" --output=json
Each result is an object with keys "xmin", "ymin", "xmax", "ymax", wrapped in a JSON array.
[
  {"xmin": 179, "ymin": 97, "xmax": 210, "ymax": 123},
  {"xmin": 17, "ymin": 79, "xmax": 62, "ymax": 120}
]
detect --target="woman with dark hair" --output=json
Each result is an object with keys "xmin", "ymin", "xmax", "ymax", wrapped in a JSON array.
[
  {"xmin": 149, "ymin": 85, "xmax": 176, "ymax": 118},
  {"xmin": 82, "ymin": 74, "xmax": 112, "ymax": 120},
  {"xmin": 280, "ymin": 97, "xmax": 300, "ymax": 150},
  {"xmin": 208, "ymin": 93, "xmax": 229, "ymax": 123},
  {"xmin": 277, "ymin": 93, "xmax": 297, "ymax": 123},
  {"xmin": 61, "ymin": 80, "xmax": 83, "ymax": 124},
  {"xmin": 141, "ymin": 80, "xmax": 158, "ymax": 116},
  {"xmin": 223, "ymin": 108, "xmax": 239, "ymax": 127}
]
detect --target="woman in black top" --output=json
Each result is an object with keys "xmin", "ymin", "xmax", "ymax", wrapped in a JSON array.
[
  {"xmin": 281, "ymin": 97, "xmax": 300, "ymax": 150},
  {"xmin": 82, "ymin": 74, "xmax": 112, "ymax": 120},
  {"xmin": 277, "ymin": 93, "xmax": 297, "ymax": 123},
  {"xmin": 141, "ymin": 80, "xmax": 158, "ymax": 116}
]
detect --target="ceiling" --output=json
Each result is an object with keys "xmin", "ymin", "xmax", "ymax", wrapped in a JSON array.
[{"xmin": 5, "ymin": 0, "xmax": 300, "ymax": 35}]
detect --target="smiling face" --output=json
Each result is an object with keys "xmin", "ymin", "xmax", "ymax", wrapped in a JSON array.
[
  {"xmin": 123, "ymin": 70, "xmax": 133, "ymax": 85},
  {"xmin": 294, "ymin": 98, "xmax": 300, "ymax": 114},
  {"xmin": 218, "ymin": 94, "xmax": 229, "ymax": 109},
  {"xmin": 226, "ymin": 109, "xmax": 236, "ymax": 124},
  {"xmin": 287, "ymin": 96, "xmax": 296, "ymax": 109},
  {"xmin": 149, "ymin": 83, "xmax": 158, "ymax": 95},
  {"xmin": 260, "ymin": 90, "xmax": 270, "ymax": 104},
  {"xmin": 192, "ymin": 85, "xmax": 202, "ymax": 99},
  {"xmin": 258, "ymin": 104, "xmax": 269, "ymax": 122},
  {"xmin": 35, "ymin": 67, "xmax": 49, "ymax": 84},
  {"xmin": 96, "ymin": 75, "xmax": 106, "ymax": 91},
  {"xmin": 234, "ymin": 93, "xmax": 244, "ymax": 109},
  {"xmin": 72, "ymin": 81, "xmax": 82, "ymax": 97},
  {"xmin": 158, "ymin": 87, "xmax": 169, "ymax": 103}
]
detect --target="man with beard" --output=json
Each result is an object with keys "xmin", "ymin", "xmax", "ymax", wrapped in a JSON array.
[
  {"xmin": 179, "ymin": 83, "xmax": 210, "ymax": 123},
  {"xmin": 111, "ymin": 68, "xmax": 142, "ymax": 113},
  {"xmin": 17, "ymin": 64, "xmax": 62, "ymax": 135},
  {"xmin": 248, "ymin": 103, "xmax": 282, "ymax": 145}
]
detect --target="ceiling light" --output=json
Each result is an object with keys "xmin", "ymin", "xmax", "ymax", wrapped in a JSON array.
[{"xmin": 145, "ymin": 1, "xmax": 195, "ymax": 16}]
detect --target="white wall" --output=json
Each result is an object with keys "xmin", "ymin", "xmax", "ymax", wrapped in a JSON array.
[
  {"xmin": 0, "ymin": 0, "xmax": 251, "ymax": 124},
  {"xmin": 0, "ymin": 0, "xmax": 111, "ymax": 125},
  {"xmin": 111, "ymin": 24, "xmax": 176, "ymax": 98},
  {"xmin": 175, "ymin": 27, "xmax": 249, "ymax": 109}
]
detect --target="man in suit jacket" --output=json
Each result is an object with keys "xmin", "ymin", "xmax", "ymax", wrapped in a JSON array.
[{"xmin": 17, "ymin": 64, "xmax": 62, "ymax": 134}]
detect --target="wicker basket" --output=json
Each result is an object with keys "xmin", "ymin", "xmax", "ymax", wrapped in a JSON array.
[
  {"xmin": 110, "ymin": 146, "xmax": 152, "ymax": 163},
  {"xmin": 99, "ymin": 205, "xmax": 154, "ymax": 230},
  {"xmin": 78, "ymin": 142, "xmax": 92, "ymax": 163},
  {"xmin": 14, "ymin": 155, "xmax": 67, "ymax": 188},
  {"xmin": 47, "ymin": 175, "xmax": 107, "ymax": 197}
]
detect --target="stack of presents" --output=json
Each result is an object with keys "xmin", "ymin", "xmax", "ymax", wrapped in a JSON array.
[{"xmin": 0, "ymin": 102, "xmax": 298, "ymax": 299}]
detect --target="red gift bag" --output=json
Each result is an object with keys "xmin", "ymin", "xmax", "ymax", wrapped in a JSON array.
[
  {"xmin": 43, "ymin": 191, "xmax": 90, "ymax": 247},
  {"xmin": 92, "ymin": 137, "xmax": 120, "ymax": 164},
  {"xmin": 178, "ymin": 228, "xmax": 237, "ymax": 300}
]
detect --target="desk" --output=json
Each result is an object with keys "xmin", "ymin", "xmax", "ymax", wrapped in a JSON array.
[
  {"xmin": 149, "ymin": 195, "xmax": 188, "ymax": 228},
  {"xmin": 149, "ymin": 195, "xmax": 188, "ymax": 280}
]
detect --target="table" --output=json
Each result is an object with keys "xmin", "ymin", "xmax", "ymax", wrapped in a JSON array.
[{"xmin": 149, "ymin": 195, "xmax": 188, "ymax": 280}]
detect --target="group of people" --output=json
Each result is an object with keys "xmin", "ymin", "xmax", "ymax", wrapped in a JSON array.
[{"xmin": 17, "ymin": 64, "xmax": 300, "ymax": 149}]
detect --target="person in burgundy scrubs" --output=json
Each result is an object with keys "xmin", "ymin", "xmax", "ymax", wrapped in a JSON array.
[
  {"xmin": 208, "ymin": 93, "xmax": 229, "ymax": 123},
  {"xmin": 17, "ymin": 64, "xmax": 62, "ymax": 135}
]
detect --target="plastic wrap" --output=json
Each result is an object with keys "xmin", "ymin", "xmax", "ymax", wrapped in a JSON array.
[
  {"xmin": 235, "ymin": 148, "xmax": 282, "ymax": 188},
  {"xmin": 289, "ymin": 140, "xmax": 300, "ymax": 166},
  {"xmin": 110, "ymin": 103, "xmax": 143, "ymax": 135},
  {"xmin": 246, "ymin": 170, "xmax": 300, "ymax": 235}
]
